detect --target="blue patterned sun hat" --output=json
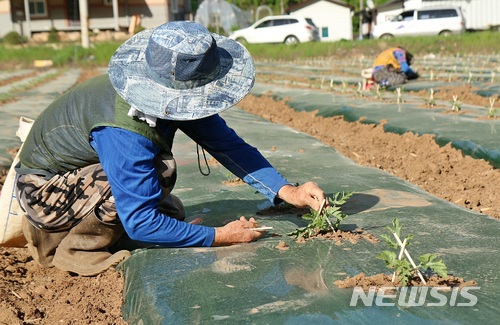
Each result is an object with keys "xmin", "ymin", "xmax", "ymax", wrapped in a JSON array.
[{"xmin": 108, "ymin": 21, "xmax": 255, "ymax": 121}]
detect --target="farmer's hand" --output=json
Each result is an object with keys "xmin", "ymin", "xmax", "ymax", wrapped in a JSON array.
[
  {"xmin": 278, "ymin": 182, "xmax": 327, "ymax": 212},
  {"xmin": 212, "ymin": 216, "xmax": 263, "ymax": 246}
]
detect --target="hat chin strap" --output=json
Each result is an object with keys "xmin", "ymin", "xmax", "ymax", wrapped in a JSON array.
[{"xmin": 127, "ymin": 107, "xmax": 158, "ymax": 127}]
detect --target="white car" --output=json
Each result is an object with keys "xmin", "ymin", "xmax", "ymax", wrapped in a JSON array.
[
  {"xmin": 229, "ymin": 15, "xmax": 319, "ymax": 45},
  {"xmin": 372, "ymin": 6, "xmax": 466, "ymax": 39}
]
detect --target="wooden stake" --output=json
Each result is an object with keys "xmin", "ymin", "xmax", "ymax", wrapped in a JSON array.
[
  {"xmin": 392, "ymin": 232, "xmax": 427, "ymax": 285},
  {"xmin": 318, "ymin": 198, "xmax": 326, "ymax": 214},
  {"xmin": 249, "ymin": 226, "xmax": 273, "ymax": 231},
  {"xmin": 318, "ymin": 199, "xmax": 336, "ymax": 232},
  {"xmin": 392, "ymin": 238, "xmax": 407, "ymax": 283}
]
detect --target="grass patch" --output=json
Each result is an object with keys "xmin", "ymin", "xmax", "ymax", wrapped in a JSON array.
[
  {"xmin": 245, "ymin": 31, "xmax": 500, "ymax": 61},
  {"xmin": 0, "ymin": 42, "xmax": 121, "ymax": 69},
  {"xmin": 0, "ymin": 31, "xmax": 499, "ymax": 70}
]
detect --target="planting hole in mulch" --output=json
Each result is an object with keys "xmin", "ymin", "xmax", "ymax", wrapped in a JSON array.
[{"xmin": 334, "ymin": 272, "xmax": 478, "ymax": 291}]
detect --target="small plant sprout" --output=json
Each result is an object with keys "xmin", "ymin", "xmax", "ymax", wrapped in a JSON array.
[
  {"xmin": 448, "ymin": 72, "xmax": 452, "ymax": 82},
  {"xmin": 491, "ymin": 71, "xmax": 496, "ymax": 84},
  {"xmin": 330, "ymin": 79, "xmax": 334, "ymax": 91},
  {"xmin": 377, "ymin": 218, "xmax": 448, "ymax": 286},
  {"xmin": 223, "ymin": 172, "xmax": 241, "ymax": 184},
  {"xmin": 341, "ymin": 80, "xmax": 347, "ymax": 93},
  {"xmin": 451, "ymin": 95, "xmax": 461, "ymax": 111},
  {"xmin": 425, "ymin": 88, "xmax": 436, "ymax": 107},
  {"xmin": 288, "ymin": 191, "xmax": 354, "ymax": 239},
  {"xmin": 429, "ymin": 70, "xmax": 434, "ymax": 81},
  {"xmin": 487, "ymin": 97, "xmax": 497, "ymax": 117},
  {"xmin": 372, "ymin": 84, "xmax": 384, "ymax": 100},
  {"xmin": 356, "ymin": 82, "xmax": 363, "ymax": 97},
  {"xmin": 320, "ymin": 76, "xmax": 326, "ymax": 89},
  {"xmin": 396, "ymin": 87, "xmax": 404, "ymax": 104},
  {"xmin": 467, "ymin": 71, "xmax": 473, "ymax": 84}
]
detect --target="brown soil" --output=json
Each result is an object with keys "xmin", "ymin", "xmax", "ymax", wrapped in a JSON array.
[
  {"xmin": 309, "ymin": 228, "xmax": 379, "ymax": 245},
  {"xmin": 275, "ymin": 240, "xmax": 289, "ymax": 250},
  {"xmin": 334, "ymin": 272, "xmax": 478, "ymax": 291},
  {"xmin": 1, "ymin": 62, "xmax": 500, "ymax": 323},
  {"xmin": 0, "ymin": 247, "xmax": 126, "ymax": 324},
  {"xmin": 221, "ymin": 177, "xmax": 245, "ymax": 186},
  {"xmin": 293, "ymin": 228, "xmax": 379, "ymax": 246}
]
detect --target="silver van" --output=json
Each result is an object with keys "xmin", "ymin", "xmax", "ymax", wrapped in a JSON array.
[{"xmin": 372, "ymin": 6, "xmax": 466, "ymax": 39}]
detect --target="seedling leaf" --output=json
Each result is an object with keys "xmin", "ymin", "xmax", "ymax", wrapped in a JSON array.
[
  {"xmin": 287, "ymin": 191, "xmax": 354, "ymax": 239},
  {"xmin": 393, "ymin": 259, "xmax": 413, "ymax": 286},
  {"xmin": 418, "ymin": 253, "xmax": 448, "ymax": 279},
  {"xmin": 376, "ymin": 250, "xmax": 398, "ymax": 267},
  {"xmin": 378, "ymin": 218, "xmax": 448, "ymax": 286},
  {"xmin": 387, "ymin": 218, "xmax": 402, "ymax": 237},
  {"xmin": 380, "ymin": 234, "xmax": 399, "ymax": 249}
]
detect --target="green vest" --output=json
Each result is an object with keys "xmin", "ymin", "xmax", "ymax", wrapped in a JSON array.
[{"xmin": 19, "ymin": 74, "xmax": 170, "ymax": 176}]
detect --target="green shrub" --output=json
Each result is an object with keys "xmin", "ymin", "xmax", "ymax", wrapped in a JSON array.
[
  {"xmin": 48, "ymin": 27, "xmax": 60, "ymax": 43},
  {"xmin": 2, "ymin": 31, "xmax": 28, "ymax": 45}
]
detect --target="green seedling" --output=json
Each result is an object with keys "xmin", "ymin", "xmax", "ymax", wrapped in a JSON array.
[
  {"xmin": 377, "ymin": 218, "xmax": 448, "ymax": 286},
  {"xmin": 341, "ymin": 80, "xmax": 347, "ymax": 93},
  {"xmin": 356, "ymin": 82, "xmax": 363, "ymax": 97},
  {"xmin": 288, "ymin": 191, "xmax": 354, "ymax": 239},
  {"xmin": 487, "ymin": 97, "xmax": 497, "ymax": 117},
  {"xmin": 372, "ymin": 84, "xmax": 384, "ymax": 100},
  {"xmin": 396, "ymin": 87, "xmax": 404, "ymax": 104},
  {"xmin": 424, "ymin": 88, "xmax": 436, "ymax": 107},
  {"xmin": 451, "ymin": 95, "xmax": 461, "ymax": 111},
  {"xmin": 223, "ymin": 172, "xmax": 240, "ymax": 183}
]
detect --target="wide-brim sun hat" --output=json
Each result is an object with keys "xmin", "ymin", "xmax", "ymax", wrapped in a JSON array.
[{"xmin": 108, "ymin": 21, "xmax": 255, "ymax": 121}]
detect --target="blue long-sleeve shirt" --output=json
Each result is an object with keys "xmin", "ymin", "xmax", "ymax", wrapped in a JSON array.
[
  {"xmin": 392, "ymin": 49, "xmax": 414, "ymax": 75},
  {"xmin": 89, "ymin": 114, "xmax": 290, "ymax": 247}
]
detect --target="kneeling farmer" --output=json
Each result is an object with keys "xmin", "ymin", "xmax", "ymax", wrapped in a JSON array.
[
  {"xmin": 15, "ymin": 21, "xmax": 327, "ymax": 276},
  {"xmin": 372, "ymin": 46, "xmax": 419, "ymax": 87}
]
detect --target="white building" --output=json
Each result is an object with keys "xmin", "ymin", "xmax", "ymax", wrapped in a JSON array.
[
  {"xmin": 375, "ymin": 0, "xmax": 500, "ymax": 31},
  {"xmin": 288, "ymin": 0, "xmax": 355, "ymax": 41}
]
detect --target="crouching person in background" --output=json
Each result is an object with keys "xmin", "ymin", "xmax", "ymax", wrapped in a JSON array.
[{"xmin": 372, "ymin": 46, "xmax": 419, "ymax": 87}]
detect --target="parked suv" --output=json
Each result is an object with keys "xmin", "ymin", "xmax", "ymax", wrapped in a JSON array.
[
  {"xmin": 229, "ymin": 15, "xmax": 319, "ymax": 45},
  {"xmin": 372, "ymin": 6, "xmax": 466, "ymax": 39}
]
